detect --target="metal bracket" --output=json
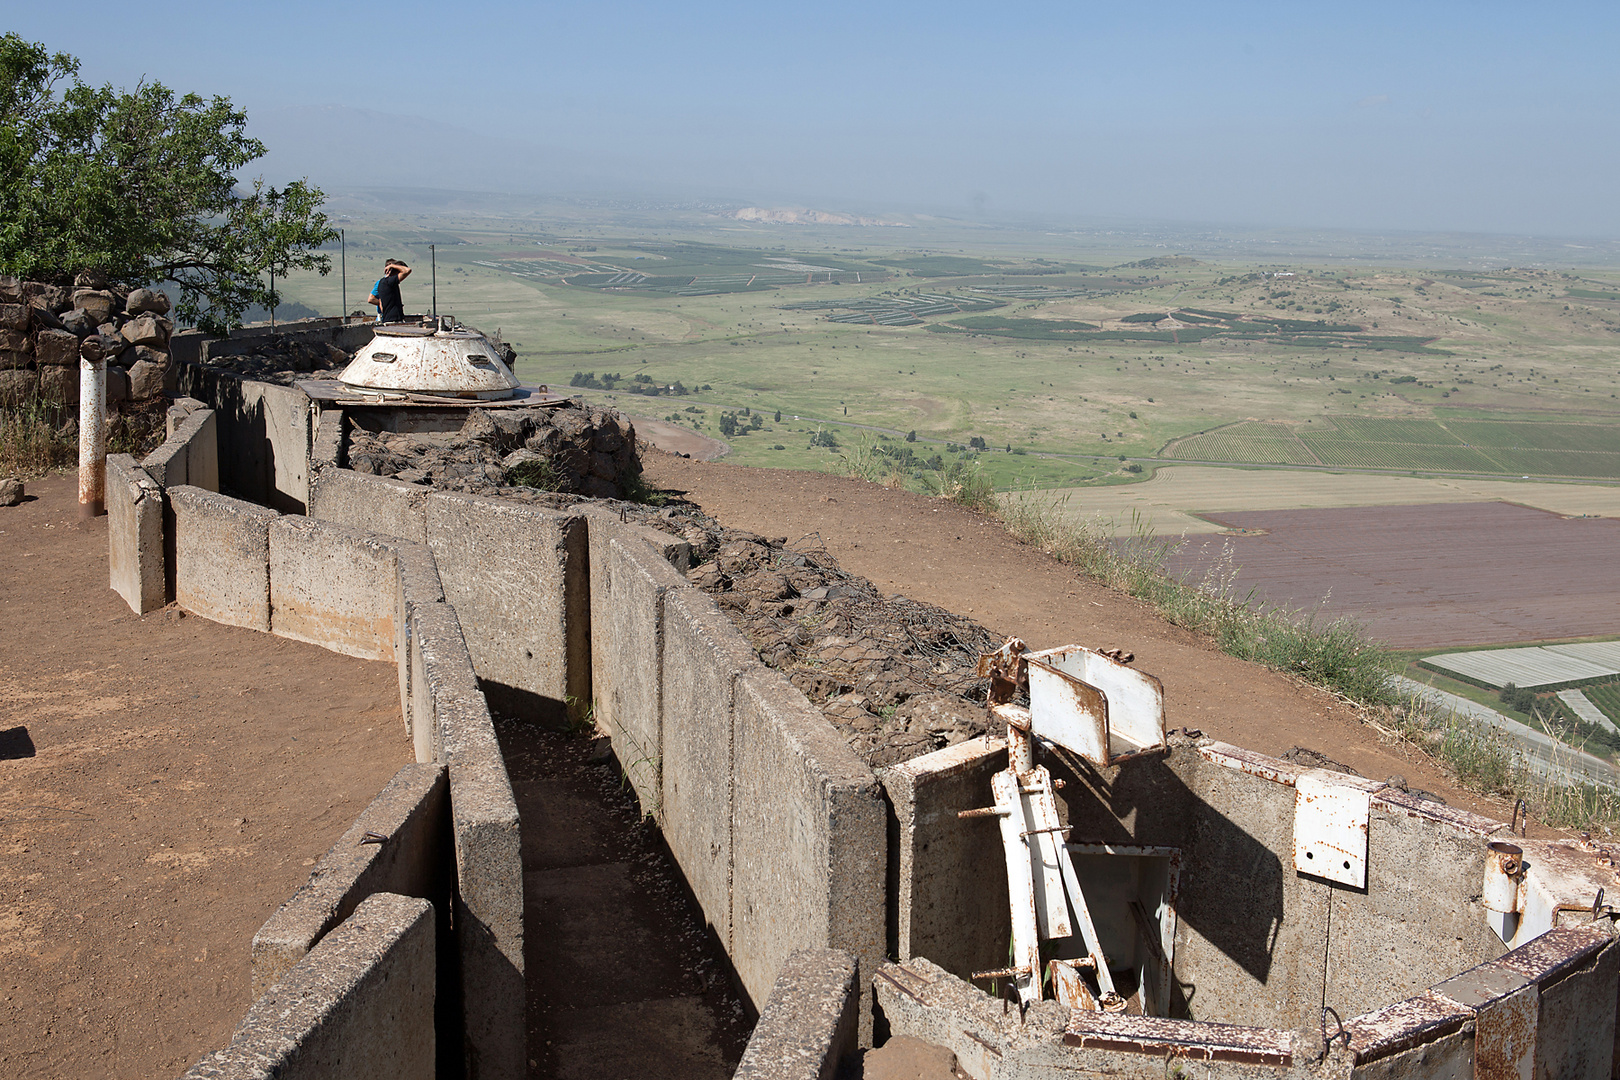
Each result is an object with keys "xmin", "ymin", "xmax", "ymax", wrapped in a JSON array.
[{"xmin": 1293, "ymin": 771, "xmax": 1372, "ymax": 888}]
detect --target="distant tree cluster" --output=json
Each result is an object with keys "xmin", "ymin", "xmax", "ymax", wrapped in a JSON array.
[
  {"xmin": 569, "ymin": 371, "xmax": 623, "ymax": 389},
  {"xmin": 717, "ymin": 408, "xmax": 764, "ymax": 437}
]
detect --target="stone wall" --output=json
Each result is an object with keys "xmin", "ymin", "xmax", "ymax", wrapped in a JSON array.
[{"xmin": 0, "ymin": 274, "xmax": 175, "ymax": 409}]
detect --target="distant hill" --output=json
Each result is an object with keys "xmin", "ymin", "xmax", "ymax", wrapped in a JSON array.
[{"xmin": 731, "ymin": 207, "xmax": 909, "ymax": 227}]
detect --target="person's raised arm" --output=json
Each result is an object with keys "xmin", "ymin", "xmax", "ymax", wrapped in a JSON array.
[{"xmin": 393, "ymin": 264, "xmax": 413, "ymax": 281}]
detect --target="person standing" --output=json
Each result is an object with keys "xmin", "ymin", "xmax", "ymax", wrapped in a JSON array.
[{"xmin": 368, "ymin": 259, "xmax": 411, "ymax": 323}]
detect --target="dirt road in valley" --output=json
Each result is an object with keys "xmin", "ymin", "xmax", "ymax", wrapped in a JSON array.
[
  {"xmin": 641, "ymin": 451, "xmax": 1527, "ymax": 821},
  {"xmin": 0, "ymin": 474, "xmax": 409, "ymax": 1080}
]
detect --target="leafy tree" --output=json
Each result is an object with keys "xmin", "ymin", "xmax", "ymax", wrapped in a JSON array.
[
  {"xmin": 905, "ymin": 430, "xmax": 917, "ymax": 442},
  {"xmin": 0, "ymin": 34, "xmax": 336, "ymax": 333}
]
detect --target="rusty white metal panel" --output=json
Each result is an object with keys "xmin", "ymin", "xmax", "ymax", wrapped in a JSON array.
[
  {"xmin": 1020, "ymin": 768, "xmax": 1073, "ymax": 941},
  {"xmin": 1054, "ymin": 836, "xmax": 1119, "ymax": 1000},
  {"xmin": 1293, "ymin": 771, "xmax": 1372, "ymax": 888},
  {"xmin": 1474, "ymin": 982, "xmax": 1537, "ymax": 1080},
  {"xmin": 1025, "ymin": 652, "xmax": 1109, "ymax": 764},
  {"xmin": 991, "ymin": 769, "xmax": 1042, "ymax": 1005},
  {"xmin": 1027, "ymin": 646, "xmax": 1165, "ymax": 763}
]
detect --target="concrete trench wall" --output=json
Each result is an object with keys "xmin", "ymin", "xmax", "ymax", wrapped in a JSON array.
[
  {"xmin": 112, "ymin": 419, "xmax": 526, "ymax": 1078},
  {"xmin": 109, "ymin": 385, "xmax": 1620, "ymax": 1079}
]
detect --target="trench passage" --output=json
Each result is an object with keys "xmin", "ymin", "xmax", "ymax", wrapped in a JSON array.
[{"xmin": 497, "ymin": 720, "xmax": 752, "ymax": 1080}]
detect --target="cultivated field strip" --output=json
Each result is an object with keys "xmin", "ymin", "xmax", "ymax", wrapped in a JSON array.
[
  {"xmin": 1423, "ymin": 647, "xmax": 1620, "ymax": 690},
  {"xmin": 1163, "ymin": 417, "xmax": 1620, "ymax": 479}
]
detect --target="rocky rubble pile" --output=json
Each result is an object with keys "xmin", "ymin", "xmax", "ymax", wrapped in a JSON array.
[
  {"xmin": 345, "ymin": 401, "xmax": 642, "ymax": 499},
  {"xmin": 618, "ymin": 505, "xmax": 1003, "ymax": 767},
  {"xmin": 196, "ymin": 336, "xmax": 351, "ymax": 386},
  {"xmin": 0, "ymin": 274, "xmax": 176, "ymax": 407}
]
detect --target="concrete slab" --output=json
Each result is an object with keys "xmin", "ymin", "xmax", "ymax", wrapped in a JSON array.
[
  {"xmin": 177, "ymin": 407, "xmax": 220, "ymax": 493},
  {"xmin": 659, "ymin": 587, "xmax": 757, "ymax": 954},
  {"xmin": 183, "ymin": 892, "xmax": 435, "ymax": 1080},
  {"xmin": 734, "ymin": 949, "xmax": 859, "ymax": 1080},
  {"xmin": 310, "ymin": 408, "xmax": 344, "ymax": 473},
  {"xmin": 409, "ymin": 597, "xmax": 525, "ymax": 1080},
  {"xmin": 178, "ymin": 365, "xmax": 312, "ymax": 512},
  {"xmin": 105, "ymin": 454, "xmax": 165, "ymax": 614},
  {"xmin": 310, "ymin": 468, "xmax": 430, "ymax": 547},
  {"xmin": 252, "ymin": 764, "xmax": 449, "ymax": 997},
  {"xmin": 1324, "ymin": 800, "xmax": 1507, "ymax": 1020},
  {"xmin": 168, "ymin": 485, "xmax": 277, "ymax": 632},
  {"xmin": 394, "ymin": 541, "xmax": 444, "ymax": 742},
  {"xmin": 572, "ymin": 506, "xmax": 692, "ymax": 772},
  {"xmin": 883, "ymin": 736, "xmax": 1010, "ymax": 981},
  {"xmin": 1167, "ymin": 748, "xmax": 1330, "ymax": 1032},
  {"xmin": 605, "ymin": 534, "xmax": 688, "ymax": 812},
  {"xmin": 731, "ymin": 665, "xmax": 887, "ymax": 1033},
  {"xmin": 426, "ymin": 491, "xmax": 588, "ymax": 725},
  {"xmin": 269, "ymin": 516, "xmax": 400, "ymax": 661}
]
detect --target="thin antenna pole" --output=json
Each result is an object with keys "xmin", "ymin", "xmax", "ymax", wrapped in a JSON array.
[
  {"xmin": 270, "ymin": 267, "xmax": 275, "ymax": 328},
  {"xmin": 340, "ymin": 229, "xmax": 346, "ymax": 317},
  {"xmin": 431, "ymin": 244, "xmax": 437, "ymax": 321}
]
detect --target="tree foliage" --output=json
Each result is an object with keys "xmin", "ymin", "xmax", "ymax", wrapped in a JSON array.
[{"xmin": 0, "ymin": 34, "xmax": 337, "ymax": 333}]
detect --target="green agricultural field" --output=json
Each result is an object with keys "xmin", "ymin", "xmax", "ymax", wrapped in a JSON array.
[
  {"xmin": 1587, "ymin": 683, "xmax": 1620, "ymax": 727},
  {"xmin": 266, "ymin": 206, "xmax": 1620, "ymax": 491},
  {"xmin": 1166, "ymin": 415, "xmax": 1620, "ymax": 478}
]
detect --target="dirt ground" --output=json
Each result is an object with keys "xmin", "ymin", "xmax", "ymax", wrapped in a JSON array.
[
  {"xmin": 0, "ymin": 474, "xmax": 410, "ymax": 1080},
  {"xmin": 640, "ymin": 450, "xmax": 1537, "ymax": 824}
]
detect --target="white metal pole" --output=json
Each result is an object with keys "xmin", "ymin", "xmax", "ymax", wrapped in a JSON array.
[{"xmin": 78, "ymin": 355, "xmax": 106, "ymax": 519}]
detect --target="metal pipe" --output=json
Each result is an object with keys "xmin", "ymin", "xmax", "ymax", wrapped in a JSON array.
[
  {"xmin": 431, "ymin": 244, "xmax": 437, "ymax": 320},
  {"xmin": 341, "ymin": 228, "xmax": 346, "ymax": 317},
  {"xmin": 78, "ymin": 355, "xmax": 106, "ymax": 520}
]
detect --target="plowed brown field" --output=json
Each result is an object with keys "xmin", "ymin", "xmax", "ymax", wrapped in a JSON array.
[{"xmin": 1162, "ymin": 501, "xmax": 1620, "ymax": 648}]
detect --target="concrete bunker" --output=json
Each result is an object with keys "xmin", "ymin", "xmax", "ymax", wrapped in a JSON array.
[
  {"xmin": 882, "ymin": 726, "xmax": 1620, "ymax": 1076},
  {"xmin": 96, "ymin": 314, "xmax": 1620, "ymax": 1079}
]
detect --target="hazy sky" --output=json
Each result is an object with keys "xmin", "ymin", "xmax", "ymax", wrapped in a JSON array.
[{"xmin": 9, "ymin": 2, "xmax": 1618, "ymax": 237}]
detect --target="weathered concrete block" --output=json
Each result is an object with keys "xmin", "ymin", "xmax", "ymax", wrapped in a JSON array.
[
  {"xmin": 145, "ymin": 405, "xmax": 217, "ymax": 492},
  {"xmin": 734, "ymin": 949, "xmax": 859, "ymax": 1080},
  {"xmin": 105, "ymin": 454, "xmax": 165, "ymax": 614},
  {"xmin": 426, "ymin": 491, "xmax": 587, "ymax": 724},
  {"xmin": 605, "ymin": 533, "xmax": 688, "ymax": 811},
  {"xmin": 311, "ymin": 408, "xmax": 344, "ymax": 473},
  {"xmin": 660, "ymin": 587, "xmax": 757, "ymax": 950},
  {"xmin": 1167, "ymin": 747, "xmax": 1330, "ymax": 1032},
  {"xmin": 179, "ymin": 408, "xmax": 219, "ymax": 492},
  {"xmin": 168, "ymin": 485, "xmax": 277, "ymax": 631},
  {"xmin": 310, "ymin": 468, "xmax": 430, "ymax": 546},
  {"xmin": 409, "ymin": 597, "xmax": 525, "ymax": 1079},
  {"xmin": 732, "ymin": 666, "xmax": 886, "ymax": 1035},
  {"xmin": 572, "ymin": 506, "xmax": 691, "ymax": 761},
  {"xmin": 252, "ymin": 764, "xmax": 449, "ymax": 997},
  {"xmin": 269, "ymin": 516, "xmax": 400, "ymax": 661},
  {"xmin": 183, "ymin": 892, "xmax": 435, "ymax": 1080},
  {"xmin": 1324, "ymin": 798, "xmax": 1506, "ymax": 1019},
  {"xmin": 143, "ymin": 430, "xmax": 189, "ymax": 488},
  {"xmin": 883, "ymin": 736, "xmax": 1009, "ymax": 980},
  {"xmin": 178, "ymin": 365, "xmax": 311, "ymax": 512},
  {"xmin": 394, "ymin": 540, "xmax": 444, "ymax": 741}
]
